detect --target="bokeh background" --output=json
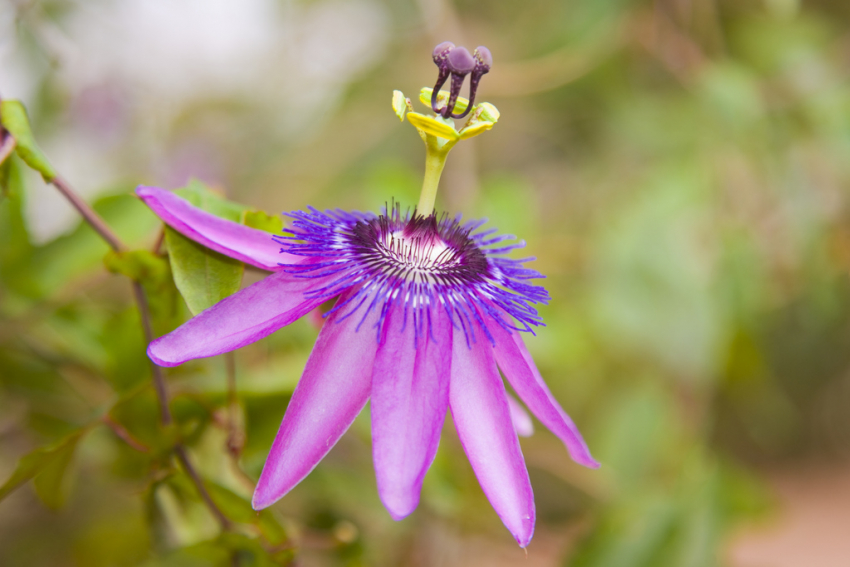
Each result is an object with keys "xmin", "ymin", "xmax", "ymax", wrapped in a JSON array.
[{"xmin": 2, "ymin": 0, "xmax": 850, "ymax": 565}]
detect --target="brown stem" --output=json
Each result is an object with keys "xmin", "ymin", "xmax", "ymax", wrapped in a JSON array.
[
  {"xmin": 224, "ymin": 352, "xmax": 244, "ymax": 457},
  {"xmin": 45, "ymin": 172, "xmax": 172, "ymax": 425},
  {"xmin": 102, "ymin": 415, "xmax": 151, "ymax": 453},
  {"xmin": 175, "ymin": 445, "xmax": 233, "ymax": 530},
  {"xmin": 50, "ymin": 176, "xmax": 126, "ymax": 252},
  {"xmin": 34, "ymin": 148, "xmax": 232, "ymax": 531},
  {"xmin": 130, "ymin": 280, "xmax": 173, "ymax": 425},
  {"xmin": 151, "ymin": 226, "xmax": 166, "ymax": 254}
]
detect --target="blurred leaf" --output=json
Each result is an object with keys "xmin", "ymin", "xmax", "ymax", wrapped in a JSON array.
[
  {"xmin": 171, "ymin": 393, "xmax": 216, "ymax": 446},
  {"xmin": 104, "ymin": 248, "xmax": 182, "ymax": 333},
  {"xmin": 205, "ymin": 481, "xmax": 288, "ymax": 545},
  {"xmin": 0, "ymin": 430, "xmax": 85, "ymax": 504},
  {"xmin": 104, "ymin": 249, "xmax": 171, "ymax": 284},
  {"xmin": 592, "ymin": 382, "xmax": 678, "ymax": 486},
  {"xmin": 100, "ymin": 307, "xmax": 149, "ymax": 392},
  {"xmin": 0, "ymin": 100, "xmax": 57, "ymax": 181},
  {"xmin": 241, "ymin": 393, "xmax": 292, "ymax": 466},
  {"xmin": 0, "ymin": 157, "xmax": 35, "ymax": 294},
  {"xmin": 165, "ymin": 465, "xmax": 288, "ymax": 544},
  {"xmin": 109, "ymin": 387, "xmax": 179, "ymax": 459},
  {"xmin": 24, "ymin": 193, "xmax": 161, "ymax": 298},
  {"xmin": 175, "ymin": 179, "xmax": 248, "ymax": 221},
  {"xmin": 151, "ymin": 532, "xmax": 293, "ymax": 567},
  {"xmin": 568, "ymin": 493, "xmax": 679, "ymax": 567},
  {"xmin": 33, "ymin": 433, "xmax": 78, "ymax": 509}
]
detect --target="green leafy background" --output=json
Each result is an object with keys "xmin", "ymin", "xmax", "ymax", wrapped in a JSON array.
[{"xmin": 2, "ymin": 0, "xmax": 850, "ymax": 565}]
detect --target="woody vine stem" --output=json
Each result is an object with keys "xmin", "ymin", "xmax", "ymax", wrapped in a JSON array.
[{"xmin": 0, "ymin": 118, "xmax": 231, "ymax": 531}]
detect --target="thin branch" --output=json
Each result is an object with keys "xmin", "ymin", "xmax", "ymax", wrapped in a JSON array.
[
  {"xmin": 151, "ymin": 226, "xmax": 166, "ymax": 254},
  {"xmin": 130, "ymin": 280, "xmax": 172, "ymax": 425},
  {"xmin": 102, "ymin": 415, "xmax": 151, "ymax": 453},
  {"xmin": 50, "ymin": 176, "xmax": 126, "ymax": 252},
  {"xmin": 224, "ymin": 352, "xmax": 244, "ymax": 457},
  {"xmin": 5, "ymin": 132, "xmax": 234, "ymax": 531},
  {"xmin": 175, "ymin": 445, "xmax": 233, "ymax": 530}
]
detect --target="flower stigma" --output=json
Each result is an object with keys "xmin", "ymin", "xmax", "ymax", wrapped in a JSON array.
[{"xmin": 393, "ymin": 42, "xmax": 498, "ymax": 215}]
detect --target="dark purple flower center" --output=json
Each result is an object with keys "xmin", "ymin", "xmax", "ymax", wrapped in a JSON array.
[
  {"xmin": 348, "ymin": 213, "xmax": 489, "ymax": 287},
  {"xmin": 274, "ymin": 204, "xmax": 548, "ymax": 346}
]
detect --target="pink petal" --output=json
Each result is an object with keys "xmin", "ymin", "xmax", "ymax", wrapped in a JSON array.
[
  {"xmin": 449, "ymin": 330, "xmax": 535, "ymax": 548},
  {"xmin": 147, "ymin": 270, "xmax": 329, "ymax": 366},
  {"xmin": 490, "ymin": 320, "xmax": 599, "ymax": 469},
  {"xmin": 252, "ymin": 295, "xmax": 379, "ymax": 509},
  {"xmin": 136, "ymin": 186, "xmax": 293, "ymax": 271},
  {"xmin": 371, "ymin": 305, "xmax": 452, "ymax": 520},
  {"xmin": 507, "ymin": 394, "xmax": 534, "ymax": 437}
]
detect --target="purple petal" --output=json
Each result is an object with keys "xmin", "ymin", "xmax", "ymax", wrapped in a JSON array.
[
  {"xmin": 147, "ymin": 270, "xmax": 330, "ymax": 366},
  {"xmin": 371, "ymin": 305, "xmax": 452, "ymax": 520},
  {"xmin": 252, "ymin": 295, "xmax": 379, "ymax": 509},
  {"xmin": 136, "ymin": 186, "xmax": 292, "ymax": 271},
  {"xmin": 507, "ymin": 394, "xmax": 534, "ymax": 437},
  {"xmin": 449, "ymin": 329, "xmax": 535, "ymax": 547},
  {"xmin": 490, "ymin": 319, "xmax": 600, "ymax": 469}
]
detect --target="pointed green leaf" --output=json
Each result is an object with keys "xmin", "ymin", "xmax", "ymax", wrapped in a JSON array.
[
  {"xmin": 0, "ymin": 430, "xmax": 85, "ymax": 503},
  {"xmin": 164, "ymin": 180, "xmax": 251, "ymax": 315},
  {"xmin": 165, "ymin": 228, "xmax": 244, "ymax": 315},
  {"xmin": 0, "ymin": 100, "xmax": 57, "ymax": 181}
]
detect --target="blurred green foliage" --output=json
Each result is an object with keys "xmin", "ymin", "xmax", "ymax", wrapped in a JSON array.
[{"xmin": 2, "ymin": 0, "xmax": 850, "ymax": 565}]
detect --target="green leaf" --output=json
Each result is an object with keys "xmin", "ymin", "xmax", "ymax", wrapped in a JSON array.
[
  {"xmin": 242, "ymin": 209, "xmax": 283, "ymax": 234},
  {"xmin": 0, "ymin": 100, "xmax": 57, "ymax": 181},
  {"xmin": 26, "ymin": 192, "xmax": 161, "ymax": 299},
  {"xmin": 165, "ymin": 228, "xmax": 244, "ymax": 315},
  {"xmin": 174, "ymin": 179, "xmax": 248, "ymax": 222},
  {"xmin": 0, "ymin": 430, "xmax": 85, "ymax": 504},
  {"xmin": 103, "ymin": 248, "xmax": 182, "ymax": 333},
  {"xmin": 205, "ymin": 480, "xmax": 288, "ymax": 545},
  {"xmin": 163, "ymin": 180, "xmax": 257, "ymax": 315},
  {"xmin": 0, "ymin": 157, "xmax": 35, "ymax": 294},
  {"xmin": 104, "ymin": 249, "xmax": 171, "ymax": 284}
]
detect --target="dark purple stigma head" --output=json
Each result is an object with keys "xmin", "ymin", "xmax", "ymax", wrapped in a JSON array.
[{"xmin": 430, "ymin": 42, "xmax": 493, "ymax": 120}]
